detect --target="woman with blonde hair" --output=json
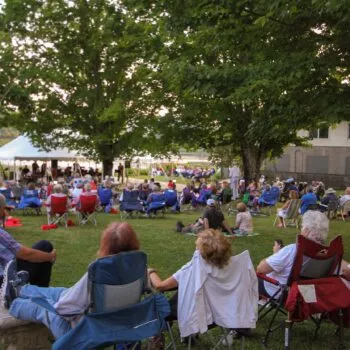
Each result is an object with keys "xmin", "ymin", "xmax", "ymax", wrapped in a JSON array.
[
  {"xmin": 8, "ymin": 222, "xmax": 140, "ymax": 339},
  {"xmin": 149, "ymin": 229, "xmax": 258, "ymax": 339}
]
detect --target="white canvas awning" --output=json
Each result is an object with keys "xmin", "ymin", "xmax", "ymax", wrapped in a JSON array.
[{"xmin": 0, "ymin": 136, "xmax": 83, "ymax": 161}]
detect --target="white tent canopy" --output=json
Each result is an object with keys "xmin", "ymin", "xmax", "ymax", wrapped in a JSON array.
[{"xmin": 0, "ymin": 135, "xmax": 83, "ymax": 161}]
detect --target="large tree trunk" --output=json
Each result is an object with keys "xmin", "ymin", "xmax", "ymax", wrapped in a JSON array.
[
  {"xmin": 241, "ymin": 145, "xmax": 264, "ymax": 185},
  {"xmin": 102, "ymin": 159, "xmax": 114, "ymax": 177}
]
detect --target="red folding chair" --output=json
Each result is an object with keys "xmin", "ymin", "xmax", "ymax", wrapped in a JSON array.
[
  {"xmin": 77, "ymin": 195, "xmax": 97, "ymax": 225},
  {"xmin": 47, "ymin": 195, "xmax": 68, "ymax": 228},
  {"xmin": 258, "ymin": 234, "xmax": 347, "ymax": 349}
]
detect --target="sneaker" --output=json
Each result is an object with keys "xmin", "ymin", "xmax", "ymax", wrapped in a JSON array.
[
  {"xmin": 176, "ymin": 221, "xmax": 184, "ymax": 232},
  {"xmin": 16, "ymin": 270, "xmax": 29, "ymax": 286},
  {"xmin": 0, "ymin": 259, "xmax": 18, "ymax": 309}
]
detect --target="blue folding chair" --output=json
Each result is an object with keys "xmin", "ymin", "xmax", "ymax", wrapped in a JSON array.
[
  {"xmin": 119, "ymin": 190, "xmax": 144, "ymax": 218},
  {"xmin": 18, "ymin": 189, "xmax": 42, "ymax": 215},
  {"xmin": 31, "ymin": 251, "xmax": 171, "ymax": 349}
]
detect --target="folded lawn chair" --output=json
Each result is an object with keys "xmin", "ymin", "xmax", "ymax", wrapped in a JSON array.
[
  {"xmin": 258, "ymin": 234, "xmax": 347, "ymax": 349},
  {"xmin": 77, "ymin": 195, "xmax": 97, "ymax": 225},
  {"xmin": 47, "ymin": 195, "xmax": 68, "ymax": 228},
  {"xmin": 273, "ymin": 199, "xmax": 301, "ymax": 228},
  {"xmin": 166, "ymin": 250, "xmax": 258, "ymax": 349},
  {"xmin": 31, "ymin": 251, "xmax": 170, "ymax": 349}
]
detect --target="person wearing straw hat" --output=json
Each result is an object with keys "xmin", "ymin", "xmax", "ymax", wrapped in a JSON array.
[
  {"xmin": 321, "ymin": 188, "xmax": 337, "ymax": 205},
  {"xmin": 319, "ymin": 188, "xmax": 338, "ymax": 213}
]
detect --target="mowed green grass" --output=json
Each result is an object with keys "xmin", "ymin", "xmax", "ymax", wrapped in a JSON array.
[{"xmin": 6, "ymin": 209, "xmax": 350, "ymax": 349}]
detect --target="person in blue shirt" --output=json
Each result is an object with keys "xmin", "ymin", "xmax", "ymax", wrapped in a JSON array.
[{"xmin": 300, "ymin": 186, "xmax": 317, "ymax": 215}]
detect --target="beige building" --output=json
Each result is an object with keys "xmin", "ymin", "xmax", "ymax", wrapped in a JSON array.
[{"xmin": 266, "ymin": 122, "xmax": 350, "ymax": 188}]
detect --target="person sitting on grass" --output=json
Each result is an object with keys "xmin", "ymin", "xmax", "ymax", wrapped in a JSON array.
[
  {"xmin": 257, "ymin": 211, "xmax": 350, "ymax": 298},
  {"xmin": 7, "ymin": 222, "xmax": 140, "ymax": 340},
  {"xmin": 233, "ymin": 202, "xmax": 253, "ymax": 236},
  {"xmin": 177, "ymin": 199, "xmax": 233, "ymax": 235},
  {"xmin": 276, "ymin": 190, "xmax": 298, "ymax": 228},
  {"xmin": 219, "ymin": 181, "xmax": 233, "ymax": 204}
]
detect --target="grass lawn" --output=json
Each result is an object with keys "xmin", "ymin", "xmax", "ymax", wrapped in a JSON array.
[{"xmin": 6, "ymin": 209, "xmax": 350, "ymax": 349}]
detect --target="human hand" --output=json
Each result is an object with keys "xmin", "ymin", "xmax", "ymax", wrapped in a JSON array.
[
  {"xmin": 342, "ymin": 265, "xmax": 350, "ymax": 281},
  {"xmin": 50, "ymin": 249, "xmax": 56, "ymax": 264}
]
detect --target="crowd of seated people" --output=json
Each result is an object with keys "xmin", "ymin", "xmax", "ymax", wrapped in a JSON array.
[
  {"xmin": 173, "ymin": 166, "xmax": 215, "ymax": 180},
  {"xmin": 1, "ymin": 177, "xmax": 350, "ymax": 349},
  {"xmin": 119, "ymin": 182, "xmax": 180, "ymax": 217}
]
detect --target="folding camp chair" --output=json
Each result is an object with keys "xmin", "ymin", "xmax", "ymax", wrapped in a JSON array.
[
  {"xmin": 18, "ymin": 189, "xmax": 42, "ymax": 215},
  {"xmin": 119, "ymin": 189, "xmax": 144, "ymax": 218},
  {"xmin": 97, "ymin": 186, "xmax": 113, "ymax": 211},
  {"xmin": 340, "ymin": 200, "xmax": 350, "ymax": 221},
  {"xmin": 77, "ymin": 195, "xmax": 97, "ymax": 225},
  {"xmin": 165, "ymin": 250, "xmax": 258, "ymax": 350},
  {"xmin": 258, "ymin": 234, "xmax": 347, "ymax": 349},
  {"xmin": 30, "ymin": 251, "xmax": 171, "ymax": 349},
  {"xmin": 273, "ymin": 199, "xmax": 301, "ymax": 228},
  {"xmin": 326, "ymin": 198, "xmax": 339, "ymax": 220},
  {"xmin": 47, "ymin": 195, "xmax": 68, "ymax": 228}
]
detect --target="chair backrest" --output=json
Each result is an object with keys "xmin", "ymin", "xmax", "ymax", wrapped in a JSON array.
[
  {"xmin": 88, "ymin": 251, "xmax": 147, "ymax": 313},
  {"xmin": 22, "ymin": 189, "xmax": 39, "ymax": 198},
  {"xmin": 327, "ymin": 198, "xmax": 339, "ymax": 211},
  {"xmin": 285, "ymin": 199, "xmax": 301, "ymax": 219},
  {"xmin": 51, "ymin": 195, "xmax": 68, "ymax": 215},
  {"xmin": 342, "ymin": 200, "xmax": 350, "ymax": 211},
  {"xmin": 164, "ymin": 189, "xmax": 177, "ymax": 206},
  {"xmin": 122, "ymin": 189, "xmax": 140, "ymax": 204},
  {"xmin": 79, "ymin": 194, "xmax": 97, "ymax": 213},
  {"xmin": 289, "ymin": 235, "xmax": 343, "ymax": 284},
  {"xmin": 0, "ymin": 188, "xmax": 12, "ymax": 199},
  {"xmin": 97, "ymin": 187, "xmax": 112, "ymax": 205}
]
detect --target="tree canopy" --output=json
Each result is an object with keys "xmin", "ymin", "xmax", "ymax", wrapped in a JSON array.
[
  {"xmin": 1, "ymin": 0, "xmax": 350, "ymax": 179},
  {"xmin": 0, "ymin": 0, "xmax": 172, "ymax": 174},
  {"xmin": 134, "ymin": 0, "xmax": 350, "ymax": 180}
]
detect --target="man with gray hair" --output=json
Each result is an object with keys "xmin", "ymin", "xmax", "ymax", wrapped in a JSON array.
[{"xmin": 257, "ymin": 211, "xmax": 350, "ymax": 297}]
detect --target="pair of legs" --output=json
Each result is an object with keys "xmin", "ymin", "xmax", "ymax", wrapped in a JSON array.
[
  {"xmin": 9, "ymin": 284, "xmax": 71, "ymax": 339},
  {"xmin": 17, "ymin": 240, "xmax": 54, "ymax": 287}
]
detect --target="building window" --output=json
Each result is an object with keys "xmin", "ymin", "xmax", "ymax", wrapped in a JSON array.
[{"xmin": 309, "ymin": 126, "xmax": 329, "ymax": 139}]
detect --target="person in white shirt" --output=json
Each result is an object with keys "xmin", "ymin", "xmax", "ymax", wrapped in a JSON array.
[
  {"xmin": 148, "ymin": 229, "xmax": 258, "ymax": 338},
  {"xmin": 229, "ymin": 165, "xmax": 241, "ymax": 200},
  {"xmin": 257, "ymin": 211, "xmax": 350, "ymax": 297},
  {"xmin": 339, "ymin": 187, "xmax": 350, "ymax": 207}
]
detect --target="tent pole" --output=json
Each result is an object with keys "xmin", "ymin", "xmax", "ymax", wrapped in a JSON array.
[{"xmin": 13, "ymin": 160, "xmax": 16, "ymax": 180}]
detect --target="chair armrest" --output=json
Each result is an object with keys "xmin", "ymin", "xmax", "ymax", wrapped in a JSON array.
[{"xmin": 256, "ymin": 273, "xmax": 280, "ymax": 286}]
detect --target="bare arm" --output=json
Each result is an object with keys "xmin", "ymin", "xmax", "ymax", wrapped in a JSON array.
[
  {"xmin": 16, "ymin": 246, "xmax": 56, "ymax": 263},
  {"xmin": 203, "ymin": 218, "xmax": 210, "ymax": 229},
  {"xmin": 148, "ymin": 270, "xmax": 178, "ymax": 292},
  {"xmin": 222, "ymin": 220, "xmax": 233, "ymax": 235},
  {"xmin": 256, "ymin": 259, "xmax": 274, "ymax": 274},
  {"xmin": 341, "ymin": 260, "xmax": 350, "ymax": 280}
]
